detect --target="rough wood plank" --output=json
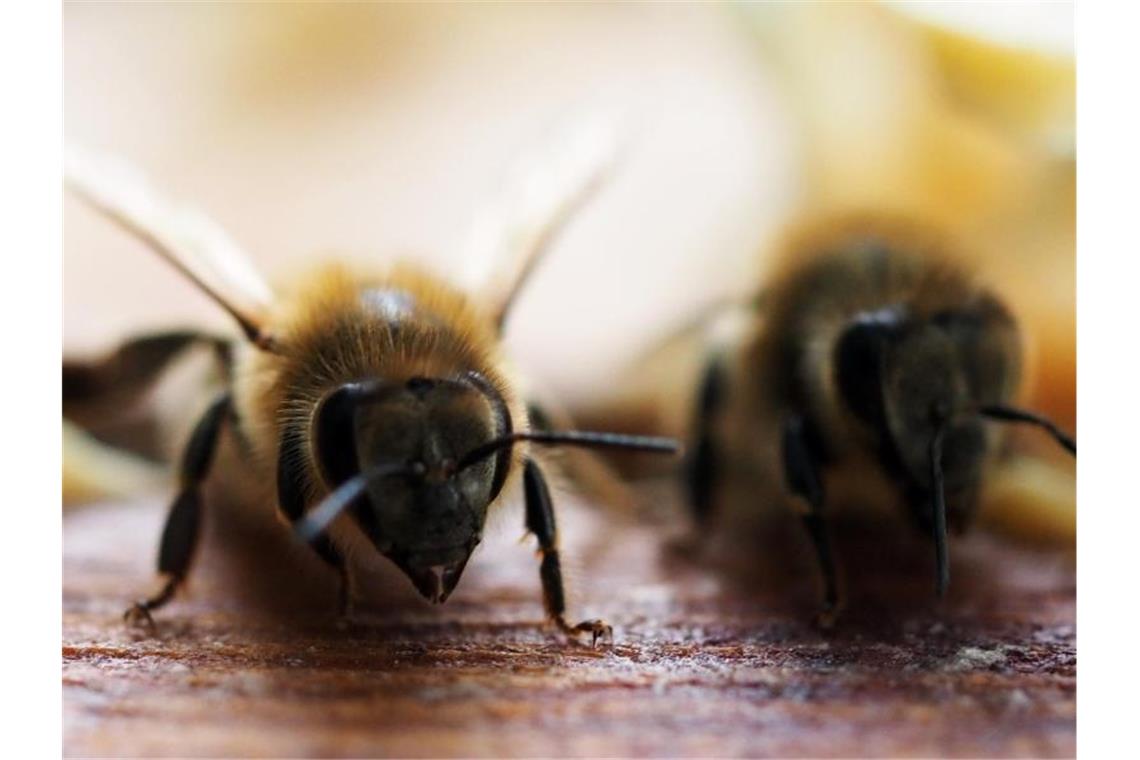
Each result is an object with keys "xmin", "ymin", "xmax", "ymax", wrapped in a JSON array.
[{"xmin": 64, "ymin": 491, "xmax": 1074, "ymax": 758}]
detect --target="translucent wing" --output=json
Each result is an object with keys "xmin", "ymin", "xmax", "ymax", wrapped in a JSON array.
[
  {"xmin": 65, "ymin": 144, "xmax": 274, "ymax": 345},
  {"xmin": 462, "ymin": 113, "xmax": 621, "ymax": 331}
]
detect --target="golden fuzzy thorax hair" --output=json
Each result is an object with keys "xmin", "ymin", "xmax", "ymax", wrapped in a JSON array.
[{"xmin": 745, "ymin": 212, "xmax": 1022, "ymax": 437}]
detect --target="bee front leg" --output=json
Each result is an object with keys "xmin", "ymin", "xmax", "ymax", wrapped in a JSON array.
[
  {"xmin": 276, "ymin": 428, "xmax": 354, "ymax": 622},
  {"xmin": 782, "ymin": 414, "xmax": 840, "ymax": 627},
  {"xmin": 124, "ymin": 392, "xmax": 231, "ymax": 628},
  {"xmin": 332, "ymin": 562, "xmax": 357, "ymax": 627},
  {"xmin": 523, "ymin": 458, "xmax": 612, "ymax": 646}
]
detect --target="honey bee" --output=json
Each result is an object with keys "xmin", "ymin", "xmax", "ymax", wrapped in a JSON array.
[
  {"xmin": 63, "ymin": 125, "xmax": 678, "ymax": 644},
  {"xmin": 685, "ymin": 213, "xmax": 1075, "ymax": 623}
]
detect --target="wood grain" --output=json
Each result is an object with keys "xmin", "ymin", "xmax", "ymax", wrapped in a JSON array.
[{"xmin": 63, "ymin": 489, "xmax": 1074, "ymax": 758}]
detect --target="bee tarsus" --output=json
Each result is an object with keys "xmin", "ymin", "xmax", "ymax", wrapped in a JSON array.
[
  {"xmin": 524, "ymin": 459, "xmax": 613, "ymax": 646},
  {"xmin": 781, "ymin": 414, "xmax": 840, "ymax": 621},
  {"xmin": 120, "ymin": 393, "xmax": 231, "ymax": 628},
  {"xmin": 337, "ymin": 564, "xmax": 357, "ymax": 622},
  {"xmin": 123, "ymin": 599, "xmax": 158, "ymax": 631},
  {"xmin": 557, "ymin": 618, "xmax": 614, "ymax": 648}
]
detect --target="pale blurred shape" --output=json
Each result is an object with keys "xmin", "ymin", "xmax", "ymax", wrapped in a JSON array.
[
  {"xmin": 887, "ymin": 1, "xmax": 1074, "ymax": 55},
  {"xmin": 739, "ymin": 1, "xmax": 1074, "ymax": 429},
  {"xmin": 62, "ymin": 420, "xmax": 165, "ymax": 505},
  {"xmin": 65, "ymin": 3, "xmax": 798, "ymax": 404},
  {"xmin": 463, "ymin": 110, "xmax": 620, "ymax": 316}
]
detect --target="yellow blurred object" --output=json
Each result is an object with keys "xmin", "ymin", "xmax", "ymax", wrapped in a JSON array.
[
  {"xmin": 737, "ymin": 3, "xmax": 1023, "ymax": 227},
  {"xmin": 888, "ymin": 0, "xmax": 1074, "ymax": 151},
  {"xmin": 727, "ymin": 2, "xmax": 1075, "ymax": 544},
  {"xmin": 62, "ymin": 420, "xmax": 167, "ymax": 507},
  {"xmin": 981, "ymin": 456, "xmax": 1076, "ymax": 546},
  {"xmin": 742, "ymin": 2, "xmax": 1074, "ymax": 412}
]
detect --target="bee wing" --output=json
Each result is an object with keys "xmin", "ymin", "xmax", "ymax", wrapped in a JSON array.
[
  {"xmin": 65, "ymin": 144, "xmax": 274, "ymax": 345},
  {"xmin": 462, "ymin": 114, "xmax": 622, "ymax": 331}
]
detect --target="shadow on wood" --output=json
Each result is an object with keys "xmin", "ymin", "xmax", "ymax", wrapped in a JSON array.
[{"xmin": 63, "ymin": 485, "xmax": 1074, "ymax": 758}]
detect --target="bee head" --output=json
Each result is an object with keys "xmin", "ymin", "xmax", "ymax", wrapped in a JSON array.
[
  {"xmin": 834, "ymin": 306, "xmax": 988, "ymax": 493},
  {"xmin": 308, "ymin": 373, "xmax": 511, "ymax": 603},
  {"xmin": 296, "ymin": 376, "xmax": 680, "ymax": 604},
  {"xmin": 833, "ymin": 301, "xmax": 1074, "ymax": 597}
]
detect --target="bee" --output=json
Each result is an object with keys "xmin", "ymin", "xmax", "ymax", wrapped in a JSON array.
[
  {"xmin": 63, "ymin": 125, "xmax": 679, "ymax": 644},
  {"xmin": 685, "ymin": 213, "xmax": 1075, "ymax": 623}
]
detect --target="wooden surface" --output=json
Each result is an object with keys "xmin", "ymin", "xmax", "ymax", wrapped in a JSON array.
[{"xmin": 63, "ymin": 488, "xmax": 1075, "ymax": 758}]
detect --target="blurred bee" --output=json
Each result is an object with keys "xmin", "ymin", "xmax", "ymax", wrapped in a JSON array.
[
  {"xmin": 686, "ymin": 213, "xmax": 1075, "ymax": 623},
  {"xmin": 63, "ymin": 124, "xmax": 678, "ymax": 644}
]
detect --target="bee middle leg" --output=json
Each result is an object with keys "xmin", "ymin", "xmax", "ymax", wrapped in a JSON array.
[
  {"xmin": 124, "ymin": 392, "xmax": 231, "ymax": 628},
  {"xmin": 782, "ymin": 413, "xmax": 840, "ymax": 626},
  {"xmin": 523, "ymin": 458, "xmax": 612, "ymax": 645},
  {"xmin": 525, "ymin": 400, "xmax": 638, "ymax": 515},
  {"xmin": 65, "ymin": 330, "xmax": 230, "ymax": 414},
  {"xmin": 686, "ymin": 356, "xmax": 727, "ymax": 524}
]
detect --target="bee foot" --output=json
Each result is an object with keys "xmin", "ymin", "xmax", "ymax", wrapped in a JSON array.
[
  {"xmin": 123, "ymin": 602, "xmax": 156, "ymax": 631},
  {"xmin": 814, "ymin": 606, "xmax": 839, "ymax": 631},
  {"xmin": 335, "ymin": 612, "xmax": 369, "ymax": 633},
  {"xmin": 558, "ymin": 618, "xmax": 613, "ymax": 647}
]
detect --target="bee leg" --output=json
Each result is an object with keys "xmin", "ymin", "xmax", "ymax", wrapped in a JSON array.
[
  {"xmin": 65, "ymin": 330, "xmax": 230, "ymax": 410},
  {"xmin": 276, "ymin": 427, "xmax": 354, "ymax": 621},
  {"xmin": 782, "ymin": 414, "xmax": 840, "ymax": 627},
  {"xmin": 523, "ymin": 458, "xmax": 613, "ymax": 646},
  {"xmin": 686, "ymin": 357, "xmax": 727, "ymax": 524},
  {"xmin": 124, "ymin": 393, "xmax": 231, "ymax": 628},
  {"xmin": 526, "ymin": 400, "xmax": 639, "ymax": 515},
  {"xmin": 302, "ymin": 535, "xmax": 354, "ymax": 624},
  {"xmin": 335, "ymin": 562, "xmax": 357, "ymax": 624}
]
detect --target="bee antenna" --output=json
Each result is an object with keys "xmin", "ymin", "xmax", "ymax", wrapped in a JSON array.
[
  {"xmin": 929, "ymin": 422, "xmax": 950, "ymax": 598},
  {"xmin": 294, "ymin": 462, "xmax": 411, "ymax": 544},
  {"xmin": 457, "ymin": 431, "xmax": 682, "ymax": 472},
  {"xmin": 976, "ymin": 403, "xmax": 1076, "ymax": 455}
]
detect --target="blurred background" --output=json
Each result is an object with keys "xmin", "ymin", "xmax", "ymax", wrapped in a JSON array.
[
  {"xmin": 64, "ymin": 2, "xmax": 1074, "ymax": 533},
  {"xmin": 64, "ymin": 2, "xmax": 795, "ymax": 394},
  {"xmin": 62, "ymin": 6, "xmax": 1077, "ymax": 754}
]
